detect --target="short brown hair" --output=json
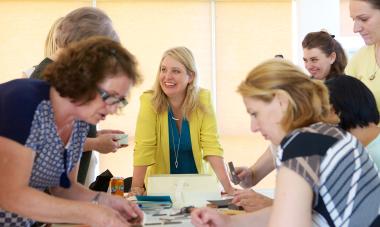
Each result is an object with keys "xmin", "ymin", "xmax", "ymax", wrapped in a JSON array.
[
  {"xmin": 56, "ymin": 7, "xmax": 119, "ymax": 48},
  {"xmin": 237, "ymin": 59, "xmax": 333, "ymax": 133},
  {"xmin": 44, "ymin": 36, "xmax": 142, "ymax": 104}
]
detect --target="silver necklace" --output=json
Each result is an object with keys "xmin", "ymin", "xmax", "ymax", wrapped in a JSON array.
[
  {"xmin": 57, "ymin": 120, "xmax": 74, "ymax": 135},
  {"xmin": 170, "ymin": 112, "xmax": 181, "ymax": 168},
  {"xmin": 371, "ymin": 45, "xmax": 380, "ymax": 81}
]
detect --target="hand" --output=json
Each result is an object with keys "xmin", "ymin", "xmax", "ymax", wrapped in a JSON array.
[
  {"xmin": 232, "ymin": 189, "xmax": 273, "ymax": 212},
  {"xmin": 223, "ymin": 185, "xmax": 238, "ymax": 196},
  {"xmin": 94, "ymin": 130, "xmax": 126, "ymax": 153},
  {"xmin": 127, "ymin": 187, "xmax": 146, "ymax": 197},
  {"xmin": 191, "ymin": 207, "xmax": 232, "ymax": 227},
  {"xmin": 235, "ymin": 166, "xmax": 254, "ymax": 188},
  {"xmin": 91, "ymin": 205, "xmax": 133, "ymax": 227},
  {"xmin": 99, "ymin": 193, "xmax": 144, "ymax": 224}
]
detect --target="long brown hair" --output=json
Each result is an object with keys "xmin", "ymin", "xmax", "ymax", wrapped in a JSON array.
[{"xmin": 302, "ymin": 31, "xmax": 347, "ymax": 80}]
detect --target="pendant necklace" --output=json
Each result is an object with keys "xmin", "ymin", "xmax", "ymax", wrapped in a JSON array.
[
  {"xmin": 57, "ymin": 120, "xmax": 74, "ymax": 188},
  {"xmin": 170, "ymin": 111, "xmax": 181, "ymax": 168},
  {"xmin": 370, "ymin": 44, "xmax": 380, "ymax": 81}
]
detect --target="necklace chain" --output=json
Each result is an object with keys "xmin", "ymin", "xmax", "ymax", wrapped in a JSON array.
[
  {"xmin": 170, "ymin": 111, "xmax": 181, "ymax": 168},
  {"xmin": 57, "ymin": 120, "xmax": 74, "ymax": 135},
  {"xmin": 371, "ymin": 45, "xmax": 380, "ymax": 81}
]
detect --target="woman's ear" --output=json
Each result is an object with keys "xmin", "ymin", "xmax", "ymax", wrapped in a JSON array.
[
  {"xmin": 188, "ymin": 71, "xmax": 195, "ymax": 83},
  {"xmin": 275, "ymin": 91, "xmax": 289, "ymax": 113},
  {"xmin": 329, "ymin": 52, "xmax": 337, "ymax": 64}
]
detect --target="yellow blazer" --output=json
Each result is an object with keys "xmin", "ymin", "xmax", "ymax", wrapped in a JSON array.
[{"xmin": 133, "ymin": 88, "xmax": 223, "ymax": 181}]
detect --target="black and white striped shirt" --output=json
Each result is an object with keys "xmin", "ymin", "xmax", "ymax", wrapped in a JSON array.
[{"xmin": 277, "ymin": 122, "xmax": 380, "ymax": 227}]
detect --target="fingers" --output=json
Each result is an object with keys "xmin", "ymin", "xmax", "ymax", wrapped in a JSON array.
[
  {"xmin": 98, "ymin": 129, "xmax": 125, "ymax": 134},
  {"xmin": 191, "ymin": 208, "xmax": 207, "ymax": 226},
  {"xmin": 191, "ymin": 208, "xmax": 218, "ymax": 227}
]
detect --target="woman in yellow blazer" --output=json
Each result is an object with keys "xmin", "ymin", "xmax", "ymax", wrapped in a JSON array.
[{"xmin": 131, "ymin": 47, "xmax": 234, "ymax": 195}]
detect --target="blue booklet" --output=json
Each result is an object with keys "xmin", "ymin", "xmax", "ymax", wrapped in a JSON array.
[
  {"xmin": 136, "ymin": 195, "xmax": 172, "ymax": 202},
  {"xmin": 135, "ymin": 195, "xmax": 172, "ymax": 209}
]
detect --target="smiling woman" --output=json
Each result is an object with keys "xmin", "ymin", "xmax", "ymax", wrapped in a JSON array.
[
  {"xmin": 130, "ymin": 46, "xmax": 234, "ymax": 196},
  {"xmin": 0, "ymin": 37, "xmax": 144, "ymax": 226},
  {"xmin": 302, "ymin": 30, "xmax": 347, "ymax": 80}
]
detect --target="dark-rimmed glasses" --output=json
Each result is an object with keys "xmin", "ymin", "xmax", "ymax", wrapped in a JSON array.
[{"xmin": 97, "ymin": 87, "xmax": 128, "ymax": 108}]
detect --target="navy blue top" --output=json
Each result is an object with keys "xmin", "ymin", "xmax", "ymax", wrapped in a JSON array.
[
  {"xmin": 168, "ymin": 108, "xmax": 197, "ymax": 174},
  {"xmin": 0, "ymin": 79, "xmax": 88, "ymax": 226}
]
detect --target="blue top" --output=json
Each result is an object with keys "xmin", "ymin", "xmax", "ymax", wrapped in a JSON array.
[
  {"xmin": 168, "ymin": 108, "xmax": 197, "ymax": 174},
  {"xmin": 0, "ymin": 79, "xmax": 89, "ymax": 226}
]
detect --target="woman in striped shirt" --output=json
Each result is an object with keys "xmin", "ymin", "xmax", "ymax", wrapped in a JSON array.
[{"xmin": 191, "ymin": 59, "xmax": 380, "ymax": 227}]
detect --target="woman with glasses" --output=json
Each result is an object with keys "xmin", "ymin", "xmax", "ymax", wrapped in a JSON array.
[
  {"xmin": 191, "ymin": 59, "xmax": 380, "ymax": 227},
  {"xmin": 130, "ymin": 46, "xmax": 234, "ymax": 196},
  {"xmin": 0, "ymin": 37, "xmax": 143, "ymax": 227},
  {"xmin": 30, "ymin": 7, "xmax": 125, "ymax": 185}
]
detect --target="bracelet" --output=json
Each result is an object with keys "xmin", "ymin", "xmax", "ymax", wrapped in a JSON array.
[
  {"xmin": 91, "ymin": 192, "xmax": 101, "ymax": 204},
  {"xmin": 130, "ymin": 186, "xmax": 145, "ymax": 195}
]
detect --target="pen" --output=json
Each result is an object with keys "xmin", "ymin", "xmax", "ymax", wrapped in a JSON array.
[{"xmin": 145, "ymin": 221, "xmax": 182, "ymax": 225}]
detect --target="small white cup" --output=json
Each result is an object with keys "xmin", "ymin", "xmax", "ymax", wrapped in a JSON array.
[{"xmin": 115, "ymin": 134, "xmax": 128, "ymax": 145}]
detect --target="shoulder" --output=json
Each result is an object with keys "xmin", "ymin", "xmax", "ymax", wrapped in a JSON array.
[
  {"xmin": 140, "ymin": 90, "xmax": 154, "ymax": 101},
  {"xmin": 198, "ymin": 88, "xmax": 211, "ymax": 104},
  {"xmin": 347, "ymin": 46, "xmax": 373, "ymax": 66},
  {"xmin": 0, "ymin": 79, "xmax": 50, "ymax": 144},
  {"xmin": 30, "ymin": 58, "xmax": 54, "ymax": 80},
  {"xmin": 0, "ymin": 79, "xmax": 49, "ymax": 102},
  {"xmin": 280, "ymin": 123, "xmax": 342, "ymax": 161}
]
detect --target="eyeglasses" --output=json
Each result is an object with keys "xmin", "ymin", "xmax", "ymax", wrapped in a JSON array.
[{"xmin": 97, "ymin": 87, "xmax": 128, "ymax": 108}]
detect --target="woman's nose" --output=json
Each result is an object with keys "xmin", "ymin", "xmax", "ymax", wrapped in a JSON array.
[
  {"xmin": 251, "ymin": 120, "xmax": 260, "ymax": 133},
  {"xmin": 353, "ymin": 21, "xmax": 361, "ymax": 33},
  {"xmin": 106, "ymin": 104, "xmax": 118, "ymax": 114}
]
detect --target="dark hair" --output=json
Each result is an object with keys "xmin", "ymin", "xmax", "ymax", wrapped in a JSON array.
[
  {"xmin": 44, "ymin": 36, "xmax": 142, "ymax": 104},
  {"xmin": 302, "ymin": 31, "xmax": 347, "ymax": 80},
  {"xmin": 358, "ymin": 0, "xmax": 380, "ymax": 10},
  {"xmin": 325, "ymin": 75, "xmax": 379, "ymax": 130},
  {"xmin": 56, "ymin": 7, "xmax": 119, "ymax": 48}
]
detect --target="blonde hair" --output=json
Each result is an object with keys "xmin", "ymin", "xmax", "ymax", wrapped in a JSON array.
[
  {"xmin": 237, "ymin": 59, "xmax": 333, "ymax": 133},
  {"xmin": 151, "ymin": 46, "xmax": 204, "ymax": 118},
  {"xmin": 44, "ymin": 17, "xmax": 63, "ymax": 58}
]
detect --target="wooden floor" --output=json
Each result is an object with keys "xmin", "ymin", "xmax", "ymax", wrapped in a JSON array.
[{"xmin": 98, "ymin": 134, "xmax": 276, "ymax": 190}]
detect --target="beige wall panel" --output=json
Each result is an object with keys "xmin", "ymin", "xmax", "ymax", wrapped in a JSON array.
[
  {"xmin": 97, "ymin": 1, "xmax": 213, "ymax": 176},
  {"xmin": 215, "ymin": 1, "xmax": 292, "ymax": 135},
  {"xmin": 0, "ymin": 1, "xmax": 91, "ymax": 83},
  {"xmin": 340, "ymin": 0, "xmax": 355, "ymax": 36}
]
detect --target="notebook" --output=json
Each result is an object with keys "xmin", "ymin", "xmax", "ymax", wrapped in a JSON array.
[{"xmin": 147, "ymin": 174, "xmax": 222, "ymax": 207}]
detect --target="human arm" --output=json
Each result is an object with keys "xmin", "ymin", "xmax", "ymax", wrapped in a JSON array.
[
  {"xmin": 50, "ymin": 164, "xmax": 143, "ymax": 223},
  {"xmin": 205, "ymin": 155, "xmax": 234, "ymax": 194},
  {"xmin": 232, "ymin": 189, "xmax": 273, "ymax": 212},
  {"xmin": 198, "ymin": 90, "xmax": 234, "ymax": 194},
  {"xmin": 129, "ymin": 166, "xmax": 148, "ymax": 195},
  {"xmin": 130, "ymin": 92, "xmax": 157, "ymax": 195},
  {"xmin": 83, "ymin": 129, "xmax": 126, "ymax": 153},
  {"xmin": 191, "ymin": 206, "xmax": 271, "ymax": 227},
  {"xmin": 235, "ymin": 146, "xmax": 275, "ymax": 188},
  {"xmin": 0, "ymin": 136, "xmax": 141, "ymax": 226},
  {"xmin": 268, "ymin": 166, "xmax": 313, "ymax": 227}
]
